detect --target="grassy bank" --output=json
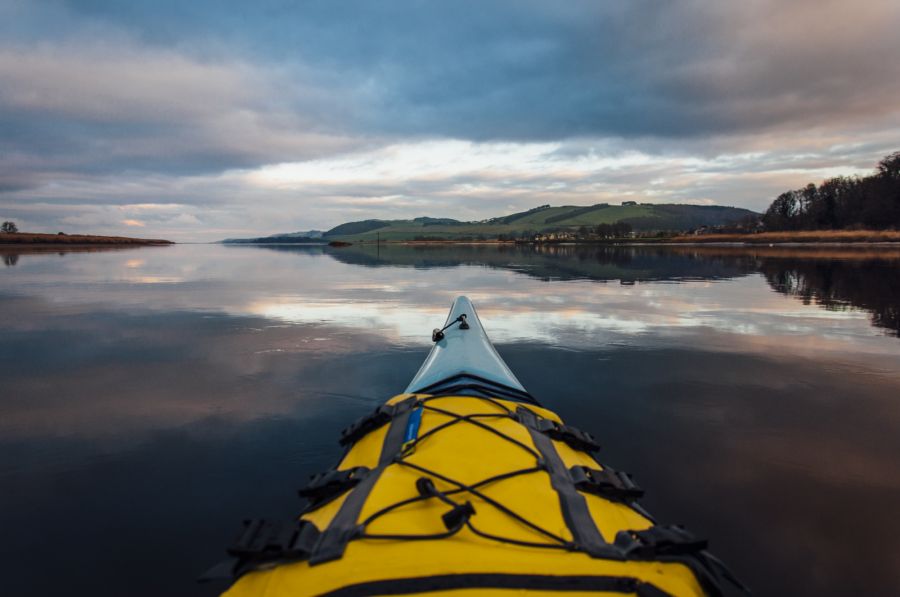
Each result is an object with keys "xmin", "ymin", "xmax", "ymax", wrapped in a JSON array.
[
  {"xmin": 671, "ymin": 230, "xmax": 900, "ymax": 244},
  {"xmin": 0, "ymin": 232, "xmax": 173, "ymax": 245}
]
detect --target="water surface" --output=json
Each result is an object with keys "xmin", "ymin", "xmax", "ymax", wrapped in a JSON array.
[{"xmin": 2, "ymin": 243, "xmax": 899, "ymax": 596}]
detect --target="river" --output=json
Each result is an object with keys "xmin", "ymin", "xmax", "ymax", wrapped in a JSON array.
[{"xmin": 1, "ymin": 243, "xmax": 899, "ymax": 596}]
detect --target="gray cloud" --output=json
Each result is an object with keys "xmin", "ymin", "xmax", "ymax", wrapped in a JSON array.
[
  {"xmin": 2, "ymin": 0, "xmax": 899, "ymax": 238},
  {"xmin": 44, "ymin": 1, "xmax": 900, "ymax": 139},
  {"xmin": 8, "ymin": 1, "xmax": 900, "ymax": 146},
  {"xmin": 0, "ymin": 41, "xmax": 361, "ymax": 173}
]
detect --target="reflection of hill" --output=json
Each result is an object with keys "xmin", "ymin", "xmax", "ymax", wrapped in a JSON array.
[
  {"xmin": 227, "ymin": 244, "xmax": 328, "ymax": 256},
  {"xmin": 322, "ymin": 244, "xmax": 759, "ymax": 282},
  {"xmin": 1, "ymin": 244, "xmax": 153, "ymax": 266}
]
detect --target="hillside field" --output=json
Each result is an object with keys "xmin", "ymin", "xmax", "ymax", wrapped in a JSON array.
[{"xmin": 320, "ymin": 203, "xmax": 756, "ymax": 242}]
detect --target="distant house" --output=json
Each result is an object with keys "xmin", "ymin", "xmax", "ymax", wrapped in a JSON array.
[{"xmin": 622, "ymin": 201, "xmax": 638, "ymax": 206}]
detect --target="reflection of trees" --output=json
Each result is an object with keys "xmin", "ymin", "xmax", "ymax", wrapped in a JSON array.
[
  {"xmin": 762, "ymin": 258, "xmax": 900, "ymax": 336},
  {"xmin": 2, "ymin": 253, "xmax": 18, "ymax": 266}
]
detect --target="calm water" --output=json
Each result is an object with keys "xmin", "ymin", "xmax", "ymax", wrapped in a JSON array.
[{"xmin": 2, "ymin": 243, "xmax": 900, "ymax": 596}]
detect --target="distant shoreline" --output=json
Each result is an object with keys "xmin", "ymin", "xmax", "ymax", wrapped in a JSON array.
[
  {"xmin": 670, "ymin": 230, "xmax": 900, "ymax": 244},
  {"xmin": 0, "ymin": 232, "xmax": 173, "ymax": 245},
  {"xmin": 221, "ymin": 234, "xmax": 900, "ymax": 248},
  {"xmin": 339, "ymin": 230, "xmax": 900, "ymax": 246}
]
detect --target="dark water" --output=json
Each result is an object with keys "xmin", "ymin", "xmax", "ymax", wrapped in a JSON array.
[{"xmin": 2, "ymin": 243, "xmax": 899, "ymax": 596}]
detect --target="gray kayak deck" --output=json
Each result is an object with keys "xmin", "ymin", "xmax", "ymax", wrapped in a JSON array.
[{"xmin": 404, "ymin": 296, "xmax": 528, "ymax": 397}]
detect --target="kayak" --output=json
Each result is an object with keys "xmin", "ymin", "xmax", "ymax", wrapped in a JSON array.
[{"xmin": 211, "ymin": 296, "xmax": 743, "ymax": 596}]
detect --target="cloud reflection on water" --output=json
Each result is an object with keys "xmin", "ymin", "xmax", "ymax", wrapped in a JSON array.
[
  {"xmin": 2, "ymin": 243, "xmax": 898, "ymax": 438},
  {"xmin": 4, "ymin": 244, "xmax": 899, "ymax": 349},
  {"xmin": 2, "ymin": 244, "xmax": 900, "ymax": 596}
]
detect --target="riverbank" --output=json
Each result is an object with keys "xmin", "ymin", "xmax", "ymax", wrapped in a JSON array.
[
  {"xmin": 0, "ymin": 232, "xmax": 173, "ymax": 245},
  {"xmin": 363, "ymin": 232, "xmax": 900, "ymax": 245},
  {"xmin": 671, "ymin": 230, "xmax": 900, "ymax": 244},
  {"xmin": 222, "ymin": 230, "xmax": 900, "ymax": 248}
]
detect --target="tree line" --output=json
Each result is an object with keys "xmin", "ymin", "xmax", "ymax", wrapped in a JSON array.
[
  {"xmin": 762, "ymin": 151, "xmax": 900, "ymax": 230},
  {"xmin": 584, "ymin": 222, "xmax": 633, "ymax": 238}
]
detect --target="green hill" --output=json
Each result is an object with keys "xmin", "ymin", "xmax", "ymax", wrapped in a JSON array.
[{"xmin": 320, "ymin": 203, "xmax": 757, "ymax": 242}]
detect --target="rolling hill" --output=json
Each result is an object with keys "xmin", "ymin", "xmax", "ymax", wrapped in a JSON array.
[
  {"xmin": 320, "ymin": 204, "xmax": 756, "ymax": 241},
  {"xmin": 222, "ymin": 203, "xmax": 757, "ymax": 243},
  {"xmin": 222, "ymin": 230, "xmax": 324, "ymax": 244}
]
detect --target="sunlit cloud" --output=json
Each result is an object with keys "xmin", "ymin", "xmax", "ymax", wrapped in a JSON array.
[{"xmin": 1, "ymin": 0, "xmax": 899, "ymax": 240}]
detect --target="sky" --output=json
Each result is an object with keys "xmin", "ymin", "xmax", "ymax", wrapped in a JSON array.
[{"xmin": 1, "ymin": 0, "xmax": 899, "ymax": 241}]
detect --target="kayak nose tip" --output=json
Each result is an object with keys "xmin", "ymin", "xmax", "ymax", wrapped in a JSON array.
[{"xmin": 452, "ymin": 295, "xmax": 474, "ymax": 312}]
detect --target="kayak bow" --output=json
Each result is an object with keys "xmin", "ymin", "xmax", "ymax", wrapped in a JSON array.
[
  {"xmin": 405, "ymin": 296, "xmax": 533, "ymax": 403},
  {"xmin": 215, "ymin": 296, "xmax": 743, "ymax": 597}
]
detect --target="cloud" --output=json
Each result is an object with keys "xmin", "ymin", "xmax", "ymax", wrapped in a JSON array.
[
  {"xmin": 40, "ymin": 1, "xmax": 900, "ymax": 140},
  {"xmin": 3, "ymin": 135, "xmax": 896, "ymax": 241},
  {"xmin": 0, "ymin": 41, "xmax": 361, "ymax": 173},
  {"xmin": 1, "ymin": 0, "xmax": 899, "ymax": 239}
]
